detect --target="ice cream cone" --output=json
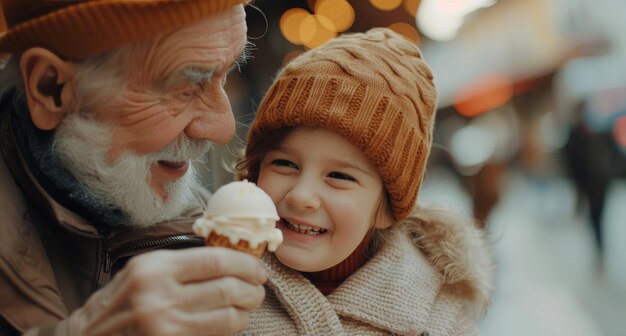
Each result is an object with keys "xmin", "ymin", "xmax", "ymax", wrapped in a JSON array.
[
  {"xmin": 192, "ymin": 180, "xmax": 283, "ymax": 259},
  {"xmin": 205, "ymin": 231, "xmax": 267, "ymax": 258}
]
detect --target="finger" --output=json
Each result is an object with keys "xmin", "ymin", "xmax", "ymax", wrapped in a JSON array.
[
  {"xmin": 182, "ymin": 277, "xmax": 265, "ymax": 311},
  {"xmin": 82, "ymin": 258, "xmax": 178, "ymax": 332},
  {"xmin": 166, "ymin": 247, "xmax": 268, "ymax": 284},
  {"xmin": 86, "ymin": 309, "xmax": 135, "ymax": 336},
  {"xmin": 80, "ymin": 270, "xmax": 134, "ymax": 328}
]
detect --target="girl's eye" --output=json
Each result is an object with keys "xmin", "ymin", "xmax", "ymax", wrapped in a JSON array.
[
  {"xmin": 328, "ymin": 171, "xmax": 355, "ymax": 181},
  {"xmin": 272, "ymin": 159, "xmax": 298, "ymax": 169}
]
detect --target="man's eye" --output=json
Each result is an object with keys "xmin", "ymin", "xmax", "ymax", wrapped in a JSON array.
[
  {"xmin": 181, "ymin": 90, "xmax": 195, "ymax": 98},
  {"xmin": 328, "ymin": 172, "xmax": 355, "ymax": 181},
  {"xmin": 178, "ymin": 87, "xmax": 197, "ymax": 99},
  {"xmin": 272, "ymin": 159, "xmax": 298, "ymax": 169}
]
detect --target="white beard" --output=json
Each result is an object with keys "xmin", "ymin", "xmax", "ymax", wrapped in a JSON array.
[{"xmin": 52, "ymin": 113, "xmax": 212, "ymax": 228}]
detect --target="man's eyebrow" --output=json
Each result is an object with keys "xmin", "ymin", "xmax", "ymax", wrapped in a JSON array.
[
  {"xmin": 161, "ymin": 40, "xmax": 254, "ymax": 88},
  {"xmin": 182, "ymin": 67, "xmax": 215, "ymax": 84},
  {"xmin": 157, "ymin": 67, "xmax": 210, "ymax": 89}
]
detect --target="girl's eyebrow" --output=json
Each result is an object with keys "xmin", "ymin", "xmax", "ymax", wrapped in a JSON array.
[
  {"xmin": 270, "ymin": 146, "xmax": 293, "ymax": 155},
  {"xmin": 272, "ymin": 145, "xmax": 375, "ymax": 178},
  {"xmin": 325, "ymin": 158, "xmax": 376, "ymax": 177}
]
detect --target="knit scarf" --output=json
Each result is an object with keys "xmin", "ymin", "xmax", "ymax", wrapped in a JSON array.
[{"xmin": 301, "ymin": 231, "xmax": 374, "ymax": 295}]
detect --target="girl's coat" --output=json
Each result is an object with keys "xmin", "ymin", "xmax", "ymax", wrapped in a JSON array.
[{"xmin": 238, "ymin": 207, "xmax": 494, "ymax": 336}]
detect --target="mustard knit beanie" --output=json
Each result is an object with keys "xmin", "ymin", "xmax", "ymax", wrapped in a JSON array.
[
  {"xmin": 246, "ymin": 28, "xmax": 438, "ymax": 221},
  {"xmin": 0, "ymin": 0, "xmax": 247, "ymax": 59}
]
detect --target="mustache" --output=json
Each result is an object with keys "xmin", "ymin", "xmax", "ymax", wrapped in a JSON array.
[{"xmin": 148, "ymin": 135, "xmax": 214, "ymax": 163}]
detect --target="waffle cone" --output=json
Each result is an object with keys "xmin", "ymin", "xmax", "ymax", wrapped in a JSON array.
[{"xmin": 205, "ymin": 232, "xmax": 267, "ymax": 258}]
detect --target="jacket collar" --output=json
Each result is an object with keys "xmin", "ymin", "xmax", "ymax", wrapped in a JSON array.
[
  {"xmin": 7, "ymin": 89, "xmax": 127, "ymax": 234},
  {"xmin": 332, "ymin": 208, "xmax": 494, "ymax": 328},
  {"xmin": 329, "ymin": 228, "xmax": 440, "ymax": 335},
  {"xmin": 4, "ymin": 127, "xmax": 101, "ymax": 237},
  {"xmin": 262, "ymin": 254, "xmax": 347, "ymax": 335},
  {"xmin": 262, "ymin": 229, "xmax": 440, "ymax": 335},
  {"xmin": 0, "ymin": 138, "xmax": 69, "ymax": 329},
  {"xmin": 402, "ymin": 206, "xmax": 494, "ymax": 318}
]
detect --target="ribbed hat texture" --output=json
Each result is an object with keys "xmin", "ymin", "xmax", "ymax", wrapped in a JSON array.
[
  {"xmin": 0, "ymin": 0, "xmax": 247, "ymax": 59},
  {"xmin": 247, "ymin": 28, "xmax": 437, "ymax": 221}
]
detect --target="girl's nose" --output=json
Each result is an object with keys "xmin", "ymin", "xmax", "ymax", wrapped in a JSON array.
[{"xmin": 285, "ymin": 178, "xmax": 321, "ymax": 212}]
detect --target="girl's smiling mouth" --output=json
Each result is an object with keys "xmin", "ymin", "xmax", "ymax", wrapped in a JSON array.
[{"xmin": 280, "ymin": 218, "xmax": 328, "ymax": 235}]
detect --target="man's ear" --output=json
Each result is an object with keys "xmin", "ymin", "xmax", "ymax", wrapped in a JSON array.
[{"xmin": 20, "ymin": 48, "xmax": 76, "ymax": 130}]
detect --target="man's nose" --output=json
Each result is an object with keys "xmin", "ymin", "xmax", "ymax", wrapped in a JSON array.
[
  {"xmin": 184, "ymin": 87, "xmax": 235, "ymax": 144},
  {"xmin": 285, "ymin": 178, "xmax": 321, "ymax": 212}
]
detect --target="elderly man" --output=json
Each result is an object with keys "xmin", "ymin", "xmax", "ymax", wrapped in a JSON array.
[{"xmin": 0, "ymin": 1, "xmax": 267, "ymax": 335}]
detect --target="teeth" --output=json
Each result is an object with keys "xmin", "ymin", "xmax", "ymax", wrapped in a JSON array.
[{"xmin": 284, "ymin": 220, "xmax": 327, "ymax": 235}]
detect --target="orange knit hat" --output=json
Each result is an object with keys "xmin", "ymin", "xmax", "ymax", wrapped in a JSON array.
[
  {"xmin": 246, "ymin": 28, "xmax": 438, "ymax": 221},
  {"xmin": 0, "ymin": 0, "xmax": 247, "ymax": 60}
]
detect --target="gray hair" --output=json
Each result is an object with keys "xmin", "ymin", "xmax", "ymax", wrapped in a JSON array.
[
  {"xmin": 0, "ymin": 56, "xmax": 25, "ymax": 98},
  {"xmin": 0, "ymin": 46, "xmax": 130, "ymax": 116}
]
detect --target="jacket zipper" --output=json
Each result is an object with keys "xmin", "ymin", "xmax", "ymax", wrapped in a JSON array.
[{"xmin": 98, "ymin": 234, "xmax": 204, "ymax": 287}]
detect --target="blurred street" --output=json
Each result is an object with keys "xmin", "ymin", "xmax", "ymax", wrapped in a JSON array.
[{"xmin": 421, "ymin": 168, "xmax": 626, "ymax": 336}]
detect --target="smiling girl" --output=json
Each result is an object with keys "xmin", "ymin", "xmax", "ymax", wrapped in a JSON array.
[{"xmin": 236, "ymin": 28, "xmax": 493, "ymax": 335}]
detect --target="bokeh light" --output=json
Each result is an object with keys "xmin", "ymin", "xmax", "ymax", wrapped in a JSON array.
[
  {"xmin": 300, "ymin": 14, "xmax": 337, "ymax": 49},
  {"xmin": 369, "ymin": 0, "xmax": 403, "ymax": 11},
  {"xmin": 388, "ymin": 22, "xmax": 421, "ymax": 45},
  {"xmin": 403, "ymin": 0, "xmax": 421, "ymax": 17},
  {"xmin": 453, "ymin": 74, "xmax": 513, "ymax": 117},
  {"xmin": 315, "ymin": 0, "xmax": 355, "ymax": 32},
  {"xmin": 280, "ymin": 8, "xmax": 311, "ymax": 45},
  {"xmin": 449, "ymin": 124, "xmax": 497, "ymax": 173},
  {"xmin": 614, "ymin": 115, "xmax": 626, "ymax": 148}
]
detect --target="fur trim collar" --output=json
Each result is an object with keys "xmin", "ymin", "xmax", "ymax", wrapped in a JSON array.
[{"xmin": 401, "ymin": 205, "xmax": 494, "ymax": 317}]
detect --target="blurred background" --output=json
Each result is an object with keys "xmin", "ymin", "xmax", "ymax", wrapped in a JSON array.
[{"xmin": 202, "ymin": 0, "xmax": 626, "ymax": 334}]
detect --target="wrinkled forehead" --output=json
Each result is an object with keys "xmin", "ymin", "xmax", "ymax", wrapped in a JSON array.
[
  {"xmin": 110, "ymin": 5, "xmax": 248, "ymax": 87},
  {"xmin": 159, "ymin": 8, "xmax": 246, "ymax": 64}
]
